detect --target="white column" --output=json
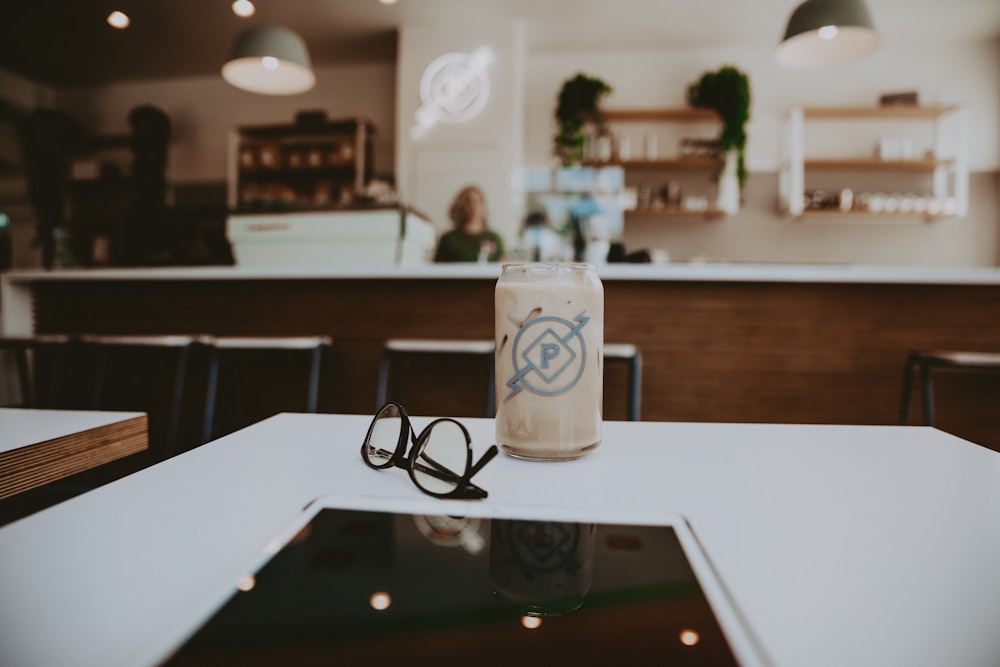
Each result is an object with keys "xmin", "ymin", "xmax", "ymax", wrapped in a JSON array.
[{"xmin": 395, "ymin": 21, "xmax": 526, "ymax": 248}]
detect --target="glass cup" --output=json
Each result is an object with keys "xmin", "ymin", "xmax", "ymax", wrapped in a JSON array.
[{"xmin": 494, "ymin": 263, "xmax": 604, "ymax": 461}]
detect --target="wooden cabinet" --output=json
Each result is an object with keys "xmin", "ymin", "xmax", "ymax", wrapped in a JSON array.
[
  {"xmin": 780, "ymin": 105, "xmax": 968, "ymax": 221},
  {"xmin": 228, "ymin": 117, "xmax": 374, "ymax": 212},
  {"xmin": 585, "ymin": 108, "xmax": 730, "ymax": 220}
]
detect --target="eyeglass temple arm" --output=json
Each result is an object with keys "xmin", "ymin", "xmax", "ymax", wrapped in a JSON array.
[
  {"xmin": 410, "ymin": 458, "xmax": 457, "ymax": 482},
  {"xmin": 455, "ymin": 446, "xmax": 499, "ymax": 499},
  {"xmin": 414, "ymin": 445, "xmax": 497, "ymax": 496},
  {"xmin": 468, "ymin": 444, "xmax": 499, "ymax": 479},
  {"xmin": 414, "ymin": 442, "xmax": 496, "ymax": 482}
]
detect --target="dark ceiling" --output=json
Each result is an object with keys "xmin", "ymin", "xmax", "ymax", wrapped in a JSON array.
[
  {"xmin": 0, "ymin": 0, "xmax": 398, "ymax": 87},
  {"xmin": 2, "ymin": 0, "xmax": 998, "ymax": 89}
]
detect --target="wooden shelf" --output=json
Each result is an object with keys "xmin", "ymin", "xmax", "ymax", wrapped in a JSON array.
[
  {"xmin": 803, "ymin": 106, "xmax": 959, "ymax": 120},
  {"xmin": 230, "ymin": 116, "xmax": 374, "ymax": 211},
  {"xmin": 236, "ymin": 116, "xmax": 374, "ymax": 139},
  {"xmin": 793, "ymin": 209, "xmax": 954, "ymax": 223},
  {"xmin": 781, "ymin": 104, "xmax": 967, "ymax": 219},
  {"xmin": 804, "ymin": 158, "xmax": 955, "ymax": 172},
  {"xmin": 595, "ymin": 106, "xmax": 736, "ymax": 217},
  {"xmin": 602, "ymin": 108, "xmax": 720, "ymax": 123},
  {"xmin": 584, "ymin": 157, "xmax": 723, "ymax": 170},
  {"xmin": 625, "ymin": 207, "xmax": 726, "ymax": 221},
  {"xmin": 239, "ymin": 165, "xmax": 357, "ymax": 176}
]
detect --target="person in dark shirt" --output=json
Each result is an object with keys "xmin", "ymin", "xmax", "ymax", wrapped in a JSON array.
[{"xmin": 434, "ymin": 185, "xmax": 505, "ymax": 262}]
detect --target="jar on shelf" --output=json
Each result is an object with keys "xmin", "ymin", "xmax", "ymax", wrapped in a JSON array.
[
  {"xmin": 644, "ymin": 133, "xmax": 659, "ymax": 160},
  {"xmin": 257, "ymin": 143, "xmax": 281, "ymax": 169},
  {"xmin": 239, "ymin": 147, "xmax": 256, "ymax": 170},
  {"xmin": 285, "ymin": 148, "xmax": 304, "ymax": 169},
  {"xmin": 306, "ymin": 147, "xmax": 324, "ymax": 168},
  {"xmin": 596, "ymin": 134, "xmax": 612, "ymax": 162},
  {"xmin": 338, "ymin": 142, "xmax": 355, "ymax": 163},
  {"xmin": 616, "ymin": 134, "xmax": 631, "ymax": 161}
]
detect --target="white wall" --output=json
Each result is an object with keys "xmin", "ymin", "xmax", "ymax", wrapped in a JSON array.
[
  {"xmin": 54, "ymin": 62, "xmax": 397, "ymax": 185},
  {"xmin": 395, "ymin": 22, "xmax": 525, "ymax": 241}
]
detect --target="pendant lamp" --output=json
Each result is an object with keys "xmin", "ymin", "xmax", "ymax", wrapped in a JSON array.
[
  {"xmin": 222, "ymin": 26, "xmax": 315, "ymax": 95},
  {"xmin": 775, "ymin": 0, "xmax": 879, "ymax": 69}
]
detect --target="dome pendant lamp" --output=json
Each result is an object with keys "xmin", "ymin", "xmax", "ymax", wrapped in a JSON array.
[
  {"xmin": 222, "ymin": 26, "xmax": 315, "ymax": 95},
  {"xmin": 775, "ymin": 0, "xmax": 880, "ymax": 69}
]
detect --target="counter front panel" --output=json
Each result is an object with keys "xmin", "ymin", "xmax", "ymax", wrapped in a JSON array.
[{"xmin": 14, "ymin": 269, "xmax": 1000, "ymax": 450}]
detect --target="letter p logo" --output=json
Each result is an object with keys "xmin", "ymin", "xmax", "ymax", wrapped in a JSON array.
[{"xmin": 540, "ymin": 342, "xmax": 560, "ymax": 368}]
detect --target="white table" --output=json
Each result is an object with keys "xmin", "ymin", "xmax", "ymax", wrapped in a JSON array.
[
  {"xmin": 0, "ymin": 414, "xmax": 998, "ymax": 666},
  {"xmin": 0, "ymin": 408, "xmax": 148, "ymax": 499}
]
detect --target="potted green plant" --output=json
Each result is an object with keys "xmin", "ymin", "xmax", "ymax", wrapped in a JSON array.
[
  {"xmin": 553, "ymin": 73, "xmax": 612, "ymax": 166},
  {"xmin": 687, "ymin": 65, "xmax": 751, "ymax": 191}
]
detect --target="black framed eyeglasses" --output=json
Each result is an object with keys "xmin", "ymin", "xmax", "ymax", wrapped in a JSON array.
[{"xmin": 361, "ymin": 402, "xmax": 499, "ymax": 500}]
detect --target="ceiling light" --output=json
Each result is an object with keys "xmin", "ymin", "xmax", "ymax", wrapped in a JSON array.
[
  {"xmin": 232, "ymin": 0, "xmax": 256, "ymax": 17},
  {"xmin": 817, "ymin": 25, "xmax": 838, "ymax": 40},
  {"xmin": 222, "ymin": 26, "xmax": 315, "ymax": 95},
  {"xmin": 775, "ymin": 0, "xmax": 879, "ymax": 69},
  {"xmin": 106, "ymin": 10, "xmax": 130, "ymax": 29}
]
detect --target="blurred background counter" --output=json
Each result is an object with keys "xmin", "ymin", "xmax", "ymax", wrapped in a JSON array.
[{"xmin": 4, "ymin": 262, "xmax": 1000, "ymax": 448}]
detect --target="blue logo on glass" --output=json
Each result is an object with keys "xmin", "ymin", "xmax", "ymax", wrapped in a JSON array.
[{"xmin": 504, "ymin": 312, "xmax": 589, "ymax": 401}]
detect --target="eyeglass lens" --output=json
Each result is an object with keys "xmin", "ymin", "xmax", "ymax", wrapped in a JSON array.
[
  {"xmin": 364, "ymin": 403, "xmax": 404, "ymax": 467},
  {"xmin": 364, "ymin": 404, "xmax": 477, "ymax": 497},
  {"xmin": 412, "ymin": 420, "xmax": 468, "ymax": 495}
]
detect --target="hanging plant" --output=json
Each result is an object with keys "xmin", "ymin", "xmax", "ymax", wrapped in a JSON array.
[
  {"xmin": 553, "ymin": 73, "xmax": 612, "ymax": 166},
  {"xmin": 687, "ymin": 65, "xmax": 751, "ymax": 188}
]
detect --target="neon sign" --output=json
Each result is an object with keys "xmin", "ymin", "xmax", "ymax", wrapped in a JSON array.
[{"xmin": 411, "ymin": 46, "xmax": 495, "ymax": 139}]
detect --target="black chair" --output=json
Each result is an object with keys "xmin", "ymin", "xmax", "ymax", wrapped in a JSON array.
[
  {"xmin": 0, "ymin": 334, "xmax": 73, "ymax": 407},
  {"xmin": 605, "ymin": 343, "xmax": 643, "ymax": 422},
  {"xmin": 899, "ymin": 350, "xmax": 1000, "ymax": 425},
  {"xmin": 201, "ymin": 336, "xmax": 334, "ymax": 442},
  {"xmin": 376, "ymin": 339, "xmax": 643, "ymax": 421},
  {"xmin": 80, "ymin": 334, "xmax": 207, "ymax": 458},
  {"xmin": 376, "ymin": 339, "xmax": 496, "ymax": 417}
]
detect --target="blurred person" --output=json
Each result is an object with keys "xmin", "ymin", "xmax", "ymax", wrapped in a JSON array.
[{"xmin": 434, "ymin": 185, "xmax": 505, "ymax": 262}]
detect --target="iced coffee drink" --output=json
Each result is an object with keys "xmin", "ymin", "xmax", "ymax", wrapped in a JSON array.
[{"xmin": 494, "ymin": 263, "xmax": 604, "ymax": 460}]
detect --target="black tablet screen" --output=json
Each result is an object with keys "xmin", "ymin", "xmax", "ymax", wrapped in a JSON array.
[{"xmin": 162, "ymin": 508, "xmax": 742, "ymax": 666}]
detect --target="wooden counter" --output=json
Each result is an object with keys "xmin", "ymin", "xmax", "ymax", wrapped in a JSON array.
[{"xmin": 4, "ymin": 263, "xmax": 1000, "ymax": 449}]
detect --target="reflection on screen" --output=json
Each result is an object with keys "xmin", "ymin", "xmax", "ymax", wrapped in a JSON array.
[{"xmin": 162, "ymin": 509, "xmax": 741, "ymax": 666}]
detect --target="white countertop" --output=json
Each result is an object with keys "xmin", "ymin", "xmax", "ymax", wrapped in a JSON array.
[
  {"xmin": 1, "ymin": 414, "xmax": 999, "ymax": 666},
  {"xmin": 4, "ymin": 262, "xmax": 1000, "ymax": 285}
]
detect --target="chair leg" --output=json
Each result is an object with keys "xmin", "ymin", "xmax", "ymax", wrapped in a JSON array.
[
  {"xmin": 375, "ymin": 349, "xmax": 392, "ymax": 410},
  {"xmin": 163, "ymin": 344, "xmax": 192, "ymax": 458},
  {"xmin": 202, "ymin": 348, "xmax": 220, "ymax": 444},
  {"xmin": 920, "ymin": 361, "xmax": 935, "ymax": 426},
  {"xmin": 628, "ymin": 352, "xmax": 642, "ymax": 422},
  {"xmin": 305, "ymin": 345, "xmax": 323, "ymax": 413},
  {"xmin": 90, "ymin": 345, "xmax": 109, "ymax": 410},
  {"xmin": 320, "ymin": 342, "xmax": 334, "ymax": 413},
  {"xmin": 14, "ymin": 345, "xmax": 33, "ymax": 408},
  {"xmin": 390, "ymin": 351, "xmax": 404, "ymax": 405},
  {"xmin": 899, "ymin": 353, "xmax": 918, "ymax": 425},
  {"xmin": 44, "ymin": 338, "xmax": 73, "ymax": 408},
  {"xmin": 487, "ymin": 354, "xmax": 496, "ymax": 418}
]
